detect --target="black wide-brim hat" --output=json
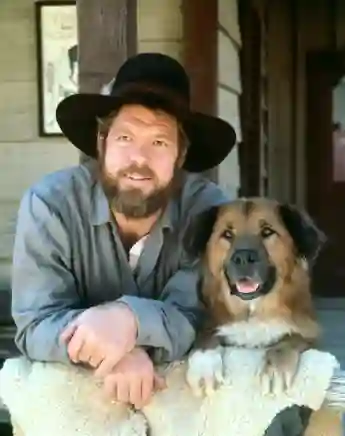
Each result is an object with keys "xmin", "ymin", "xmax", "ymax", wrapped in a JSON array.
[{"xmin": 56, "ymin": 53, "xmax": 237, "ymax": 173}]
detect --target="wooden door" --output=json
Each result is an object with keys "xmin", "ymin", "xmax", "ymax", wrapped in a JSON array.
[{"xmin": 306, "ymin": 52, "xmax": 345, "ymax": 296}]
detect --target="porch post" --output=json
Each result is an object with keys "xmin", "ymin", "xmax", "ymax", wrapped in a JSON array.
[
  {"xmin": 76, "ymin": 0, "xmax": 137, "ymax": 162},
  {"xmin": 182, "ymin": 0, "xmax": 218, "ymax": 181}
]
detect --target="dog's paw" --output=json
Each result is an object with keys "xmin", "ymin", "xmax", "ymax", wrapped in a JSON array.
[
  {"xmin": 258, "ymin": 346, "xmax": 301, "ymax": 396},
  {"xmin": 186, "ymin": 348, "xmax": 224, "ymax": 397}
]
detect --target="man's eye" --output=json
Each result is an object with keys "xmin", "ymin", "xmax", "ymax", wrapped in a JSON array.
[
  {"xmin": 117, "ymin": 135, "xmax": 131, "ymax": 141},
  {"xmin": 153, "ymin": 139, "xmax": 167, "ymax": 147}
]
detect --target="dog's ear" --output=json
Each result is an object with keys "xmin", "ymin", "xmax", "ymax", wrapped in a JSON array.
[
  {"xmin": 278, "ymin": 203, "xmax": 327, "ymax": 264},
  {"xmin": 183, "ymin": 206, "xmax": 220, "ymax": 258}
]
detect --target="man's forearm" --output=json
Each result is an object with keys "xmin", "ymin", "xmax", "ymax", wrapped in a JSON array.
[
  {"xmin": 117, "ymin": 265, "xmax": 204, "ymax": 363},
  {"xmin": 14, "ymin": 308, "xmax": 83, "ymax": 363},
  {"xmin": 118, "ymin": 295, "xmax": 197, "ymax": 362}
]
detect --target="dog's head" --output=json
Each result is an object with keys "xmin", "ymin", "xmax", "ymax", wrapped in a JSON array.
[{"xmin": 184, "ymin": 198, "xmax": 326, "ymax": 303}]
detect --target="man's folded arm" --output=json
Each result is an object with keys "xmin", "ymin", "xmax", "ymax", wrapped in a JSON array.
[
  {"xmin": 12, "ymin": 189, "xmax": 83, "ymax": 363},
  {"xmin": 119, "ymin": 259, "xmax": 205, "ymax": 363}
]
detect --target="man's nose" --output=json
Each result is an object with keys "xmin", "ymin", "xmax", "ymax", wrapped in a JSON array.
[{"xmin": 127, "ymin": 143, "xmax": 150, "ymax": 165}]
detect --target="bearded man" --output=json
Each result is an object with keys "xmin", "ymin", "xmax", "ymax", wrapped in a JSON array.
[{"xmin": 11, "ymin": 53, "xmax": 235, "ymax": 409}]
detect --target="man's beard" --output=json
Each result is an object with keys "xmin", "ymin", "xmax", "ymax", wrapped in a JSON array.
[{"xmin": 99, "ymin": 163, "xmax": 182, "ymax": 218}]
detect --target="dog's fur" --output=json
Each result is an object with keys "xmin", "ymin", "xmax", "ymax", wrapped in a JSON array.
[{"xmin": 183, "ymin": 198, "xmax": 326, "ymax": 397}]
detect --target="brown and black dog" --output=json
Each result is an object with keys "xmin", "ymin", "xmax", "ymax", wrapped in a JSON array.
[{"xmin": 183, "ymin": 198, "xmax": 326, "ymax": 397}]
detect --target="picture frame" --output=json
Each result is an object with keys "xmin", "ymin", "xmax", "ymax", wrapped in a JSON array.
[{"xmin": 35, "ymin": 1, "xmax": 78, "ymax": 136}]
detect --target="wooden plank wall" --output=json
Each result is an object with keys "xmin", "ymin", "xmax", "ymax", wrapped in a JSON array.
[
  {"xmin": 137, "ymin": 0, "xmax": 183, "ymax": 61},
  {"xmin": 0, "ymin": 0, "xmax": 80, "ymax": 294},
  {"xmin": 263, "ymin": 0, "xmax": 345, "ymax": 206},
  {"xmin": 217, "ymin": 0, "xmax": 242, "ymax": 197},
  {"xmin": 182, "ymin": 0, "xmax": 243, "ymax": 189}
]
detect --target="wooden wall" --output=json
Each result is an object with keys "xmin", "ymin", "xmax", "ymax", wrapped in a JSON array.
[
  {"xmin": 263, "ymin": 0, "xmax": 345, "ymax": 205},
  {"xmin": 137, "ymin": 0, "xmax": 183, "ymax": 61},
  {"xmin": 182, "ymin": 0, "xmax": 242, "ymax": 191},
  {"xmin": 0, "ymin": 0, "xmax": 185, "ymax": 294},
  {"xmin": 0, "ymin": 1, "xmax": 80, "ymax": 295},
  {"xmin": 217, "ymin": 0, "xmax": 242, "ymax": 197}
]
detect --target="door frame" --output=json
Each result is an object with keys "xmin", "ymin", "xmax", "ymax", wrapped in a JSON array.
[{"xmin": 305, "ymin": 49, "xmax": 345, "ymax": 296}]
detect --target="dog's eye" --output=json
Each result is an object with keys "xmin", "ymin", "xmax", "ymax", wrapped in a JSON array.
[
  {"xmin": 261, "ymin": 226, "xmax": 275, "ymax": 238},
  {"xmin": 221, "ymin": 229, "xmax": 233, "ymax": 241}
]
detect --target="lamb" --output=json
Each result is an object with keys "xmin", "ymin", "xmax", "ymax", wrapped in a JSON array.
[{"xmin": 0, "ymin": 347, "xmax": 340, "ymax": 436}]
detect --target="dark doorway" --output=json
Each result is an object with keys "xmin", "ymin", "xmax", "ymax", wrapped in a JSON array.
[{"xmin": 306, "ymin": 51, "xmax": 345, "ymax": 296}]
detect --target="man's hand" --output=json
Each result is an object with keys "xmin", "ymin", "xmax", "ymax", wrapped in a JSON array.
[
  {"xmin": 60, "ymin": 302, "xmax": 138, "ymax": 371},
  {"xmin": 100, "ymin": 347, "xmax": 166, "ymax": 409}
]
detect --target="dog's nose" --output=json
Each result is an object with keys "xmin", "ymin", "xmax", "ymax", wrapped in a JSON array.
[{"xmin": 231, "ymin": 249, "xmax": 259, "ymax": 266}]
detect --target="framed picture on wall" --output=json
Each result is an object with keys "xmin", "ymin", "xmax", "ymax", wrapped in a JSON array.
[{"xmin": 35, "ymin": 1, "xmax": 78, "ymax": 136}]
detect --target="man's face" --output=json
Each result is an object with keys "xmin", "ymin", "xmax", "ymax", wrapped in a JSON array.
[{"xmin": 99, "ymin": 104, "xmax": 184, "ymax": 218}]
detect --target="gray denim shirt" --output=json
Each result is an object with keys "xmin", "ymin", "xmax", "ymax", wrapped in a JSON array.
[{"xmin": 11, "ymin": 161, "xmax": 230, "ymax": 364}]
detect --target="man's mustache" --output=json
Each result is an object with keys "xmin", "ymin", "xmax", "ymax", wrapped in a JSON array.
[{"xmin": 118, "ymin": 165, "xmax": 155, "ymax": 179}]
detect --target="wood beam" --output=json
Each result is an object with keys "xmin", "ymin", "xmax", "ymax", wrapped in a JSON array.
[
  {"xmin": 76, "ymin": 0, "xmax": 137, "ymax": 162},
  {"xmin": 76, "ymin": 0, "xmax": 137, "ymax": 93},
  {"xmin": 266, "ymin": 0, "xmax": 294, "ymax": 202},
  {"xmin": 182, "ymin": 0, "xmax": 218, "ymax": 115},
  {"xmin": 182, "ymin": 0, "xmax": 218, "ymax": 180}
]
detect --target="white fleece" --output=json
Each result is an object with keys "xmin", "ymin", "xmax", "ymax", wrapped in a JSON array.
[{"xmin": 0, "ymin": 348, "xmax": 339, "ymax": 436}]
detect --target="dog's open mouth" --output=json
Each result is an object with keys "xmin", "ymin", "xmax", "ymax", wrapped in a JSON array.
[{"xmin": 232, "ymin": 278, "xmax": 261, "ymax": 295}]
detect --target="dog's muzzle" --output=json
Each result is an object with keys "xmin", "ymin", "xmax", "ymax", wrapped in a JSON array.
[{"xmin": 224, "ymin": 237, "xmax": 276, "ymax": 301}]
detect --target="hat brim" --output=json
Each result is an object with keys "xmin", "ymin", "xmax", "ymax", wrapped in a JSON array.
[{"xmin": 56, "ymin": 94, "xmax": 236, "ymax": 173}]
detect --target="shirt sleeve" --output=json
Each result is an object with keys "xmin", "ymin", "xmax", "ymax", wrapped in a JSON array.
[
  {"xmin": 11, "ymin": 189, "xmax": 83, "ymax": 363},
  {"xmin": 118, "ymin": 258, "xmax": 205, "ymax": 363}
]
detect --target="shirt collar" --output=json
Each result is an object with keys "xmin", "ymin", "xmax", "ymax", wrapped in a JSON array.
[
  {"xmin": 91, "ymin": 180, "xmax": 111, "ymax": 226},
  {"xmin": 159, "ymin": 200, "xmax": 174, "ymax": 232},
  {"xmin": 91, "ymin": 179, "xmax": 176, "ymax": 232}
]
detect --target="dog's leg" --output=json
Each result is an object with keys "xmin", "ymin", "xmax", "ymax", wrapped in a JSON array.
[
  {"xmin": 259, "ymin": 334, "xmax": 310, "ymax": 395},
  {"xmin": 186, "ymin": 334, "xmax": 225, "ymax": 397}
]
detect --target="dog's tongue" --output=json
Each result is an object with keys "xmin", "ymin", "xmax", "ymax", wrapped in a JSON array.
[{"xmin": 236, "ymin": 279, "xmax": 260, "ymax": 294}]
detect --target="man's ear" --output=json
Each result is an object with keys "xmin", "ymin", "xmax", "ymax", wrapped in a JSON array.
[
  {"xmin": 183, "ymin": 206, "xmax": 220, "ymax": 258},
  {"xmin": 278, "ymin": 203, "xmax": 327, "ymax": 264}
]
